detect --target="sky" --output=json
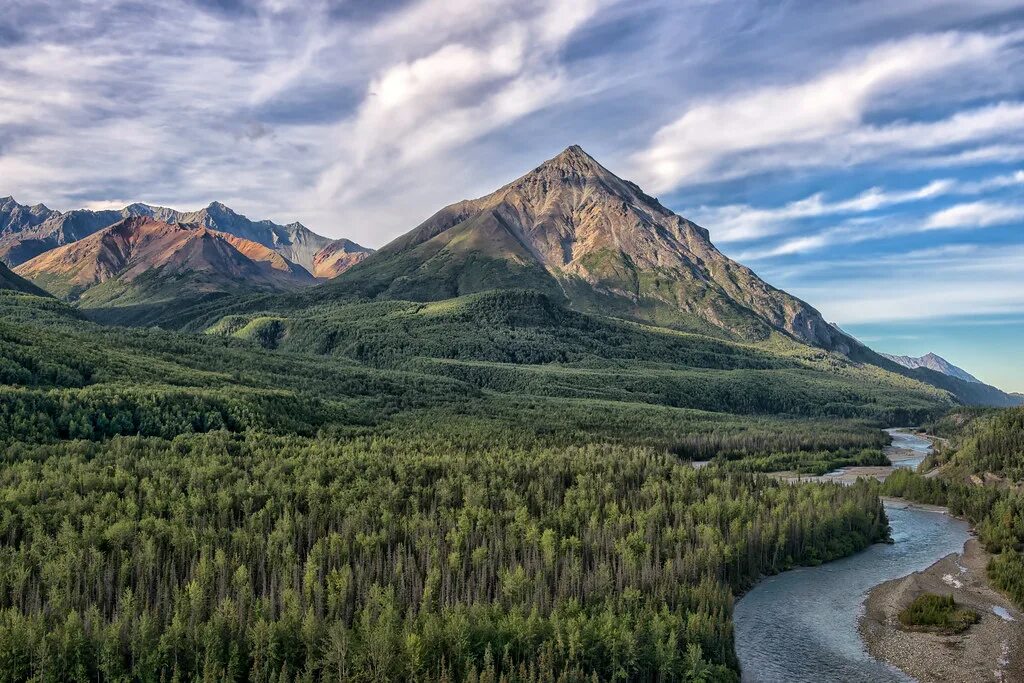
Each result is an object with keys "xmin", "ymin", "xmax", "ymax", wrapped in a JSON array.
[{"xmin": 2, "ymin": 0, "xmax": 1023, "ymax": 391}]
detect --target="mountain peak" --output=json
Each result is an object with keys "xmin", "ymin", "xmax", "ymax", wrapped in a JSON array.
[
  {"xmin": 538, "ymin": 144, "xmax": 609, "ymax": 176},
  {"xmin": 331, "ymin": 147, "xmax": 856, "ymax": 353},
  {"xmin": 205, "ymin": 201, "xmax": 237, "ymax": 216},
  {"xmin": 123, "ymin": 202, "xmax": 159, "ymax": 213},
  {"xmin": 553, "ymin": 144, "xmax": 592, "ymax": 161},
  {"xmin": 1, "ymin": 196, "xmax": 51, "ymax": 214},
  {"xmin": 881, "ymin": 351, "xmax": 982, "ymax": 384},
  {"xmin": 14, "ymin": 216, "xmax": 314, "ymax": 303}
]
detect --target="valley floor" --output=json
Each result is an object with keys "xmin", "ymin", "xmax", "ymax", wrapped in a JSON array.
[
  {"xmin": 770, "ymin": 429, "xmax": 932, "ymax": 484},
  {"xmin": 860, "ymin": 535, "xmax": 1024, "ymax": 683}
]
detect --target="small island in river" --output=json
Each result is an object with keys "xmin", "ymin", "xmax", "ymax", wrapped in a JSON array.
[{"xmin": 860, "ymin": 515, "xmax": 1024, "ymax": 682}]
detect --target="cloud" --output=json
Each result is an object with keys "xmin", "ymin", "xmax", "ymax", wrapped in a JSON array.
[
  {"xmin": 1, "ymin": 0, "xmax": 1022, "ymax": 256},
  {"xmin": 788, "ymin": 245, "xmax": 1024, "ymax": 324},
  {"xmin": 695, "ymin": 179, "xmax": 954, "ymax": 242},
  {"xmin": 739, "ymin": 199, "xmax": 1024, "ymax": 260},
  {"xmin": 0, "ymin": 0, "xmax": 602, "ymax": 239},
  {"xmin": 956, "ymin": 170, "xmax": 1024, "ymax": 193},
  {"xmin": 922, "ymin": 201, "xmax": 1024, "ymax": 230},
  {"xmin": 696, "ymin": 169, "xmax": 1023, "ymax": 243},
  {"xmin": 631, "ymin": 31, "xmax": 1020, "ymax": 192},
  {"xmin": 312, "ymin": 1, "xmax": 601, "ymax": 214}
]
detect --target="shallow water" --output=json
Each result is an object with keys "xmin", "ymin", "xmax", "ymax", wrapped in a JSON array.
[
  {"xmin": 886, "ymin": 428, "xmax": 932, "ymax": 469},
  {"xmin": 734, "ymin": 432, "xmax": 971, "ymax": 682},
  {"xmin": 993, "ymin": 606, "xmax": 1016, "ymax": 622}
]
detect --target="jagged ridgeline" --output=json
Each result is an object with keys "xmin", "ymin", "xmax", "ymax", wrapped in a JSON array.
[{"xmin": 0, "ymin": 196, "xmax": 374, "ymax": 325}]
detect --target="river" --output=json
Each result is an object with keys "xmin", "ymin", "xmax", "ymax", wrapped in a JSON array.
[
  {"xmin": 885, "ymin": 427, "xmax": 934, "ymax": 470},
  {"xmin": 733, "ymin": 431, "xmax": 972, "ymax": 682}
]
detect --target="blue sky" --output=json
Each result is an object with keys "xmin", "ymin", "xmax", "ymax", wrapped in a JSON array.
[{"xmin": 2, "ymin": 0, "xmax": 1023, "ymax": 390}]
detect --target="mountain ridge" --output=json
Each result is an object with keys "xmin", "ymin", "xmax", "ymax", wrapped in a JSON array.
[
  {"xmin": 14, "ymin": 216, "xmax": 315, "ymax": 305},
  {"xmin": 326, "ymin": 145, "xmax": 858, "ymax": 352},
  {"xmin": 311, "ymin": 238, "xmax": 374, "ymax": 278},
  {"xmin": 0, "ymin": 197, "xmax": 371, "ymax": 276},
  {"xmin": 881, "ymin": 352, "xmax": 982, "ymax": 384}
]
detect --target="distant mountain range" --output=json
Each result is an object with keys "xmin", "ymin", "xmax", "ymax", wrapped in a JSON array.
[
  {"xmin": 0, "ymin": 196, "xmax": 371, "ymax": 277},
  {"xmin": 877, "ymin": 351, "xmax": 1019, "ymax": 407},
  {"xmin": 881, "ymin": 352, "xmax": 981, "ymax": 384},
  {"xmin": 14, "ymin": 216, "xmax": 315, "ymax": 306}
]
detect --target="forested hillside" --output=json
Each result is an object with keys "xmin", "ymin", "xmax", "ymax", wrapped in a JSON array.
[
  {"xmin": 199, "ymin": 290, "xmax": 952, "ymax": 425},
  {"xmin": 0, "ymin": 288, "xmax": 910, "ymax": 681},
  {"xmin": 882, "ymin": 407, "xmax": 1024, "ymax": 606}
]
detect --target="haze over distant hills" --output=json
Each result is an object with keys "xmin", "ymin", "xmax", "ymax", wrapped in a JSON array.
[
  {"xmin": 0, "ymin": 196, "xmax": 371, "ymax": 276},
  {"xmin": 881, "ymin": 352, "xmax": 981, "ymax": 384}
]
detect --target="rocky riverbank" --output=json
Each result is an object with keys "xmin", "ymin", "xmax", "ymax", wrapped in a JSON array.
[{"xmin": 860, "ymin": 537, "xmax": 1024, "ymax": 682}]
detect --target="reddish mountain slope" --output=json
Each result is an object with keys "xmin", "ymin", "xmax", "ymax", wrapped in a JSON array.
[
  {"xmin": 311, "ymin": 239, "xmax": 374, "ymax": 278},
  {"xmin": 15, "ymin": 216, "xmax": 314, "ymax": 302}
]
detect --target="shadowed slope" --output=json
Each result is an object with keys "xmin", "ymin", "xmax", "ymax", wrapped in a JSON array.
[{"xmin": 0, "ymin": 261, "xmax": 49, "ymax": 296}]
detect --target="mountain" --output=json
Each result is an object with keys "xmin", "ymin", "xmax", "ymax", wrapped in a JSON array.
[
  {"xmin": 0, "ymin": 196, "xmax": 56, "ymax": 234},
  {"xmin": 0, "ymin": 197, "xmax": 370, "ymax": 277},
  {"xmin": 0, "ymin": 260, "xmax": 49, "ymax": 296},
  {"xmin": 311, "ymin": 238, "xmax": 374, "ymax": 278},
  {"xmin": 871, "ymin": 350, "xmax": 1020, "ymax": 407},
  {"xmin": 1, "ymin": 196, "xmax": 116, "ymax": 265},
  {"xmin": 881, "ymin": 352, "xmax": 981, "ymax": 383},
  {"xmin": 324, "ymin": 145, "xmax": 856, "ymax": 351},
  {"xmin": 14, "ymin": 216, "xmax": 314, "ymax": 306},
  {"xmin": 141, "ymin": 201, "xmax": 345, "ymax": 274}
]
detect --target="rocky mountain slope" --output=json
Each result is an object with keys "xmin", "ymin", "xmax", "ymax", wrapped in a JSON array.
[
  {"xmin": 881, "ymin": 352, "xmax": 981, "ymax": 383},
  {"xmin": 310, "ymin": 238, "xmax": 374, "ymax": 278},
  {"xmin": 326, "ymin": 145, "xmax": 856, "ymax": 351},
  {"xmin": 0, "ymin": 197, "xmax": 370, "ymax": 277},
  {"xmin": 14, "ymin": 216, "xmax": 314, "ymax": 305}
]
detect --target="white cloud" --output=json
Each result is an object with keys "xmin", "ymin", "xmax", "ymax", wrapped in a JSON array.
[
  {"xmin": 696, "ymin": 179, "xmax": 953, "ymax": 242},
  {"xmin": 739, "ymin": 199, "xmax": 1023, "ymax": 259},
  {"xmin": 632, "ymin": 31, "xmax": 1019, "ymax": 192},
  {"xmin": 312, "ymin": 3, "xmax": 601, "ymax": 215},
  {"xmin": 911, "ymin": 144, "xmax": 1024, "ymax": 168},
  {"xmin": 696, "ymin": 168, "xmax": 1023, "ymax": 243},
  {"xmin": 790, "ymin": 246, "xmax": 1024, "ymax": 324},
  {"xmin": 956, "ymin": 170, "xmax": 1024, "ymax": 194},
  {"xmin": 922, "ymin": 201, "xmax": 1024, "ymax": 230},
  {"xmin": 1, "ymin": 0, "xmax": 1022, "ymax": 254}
]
